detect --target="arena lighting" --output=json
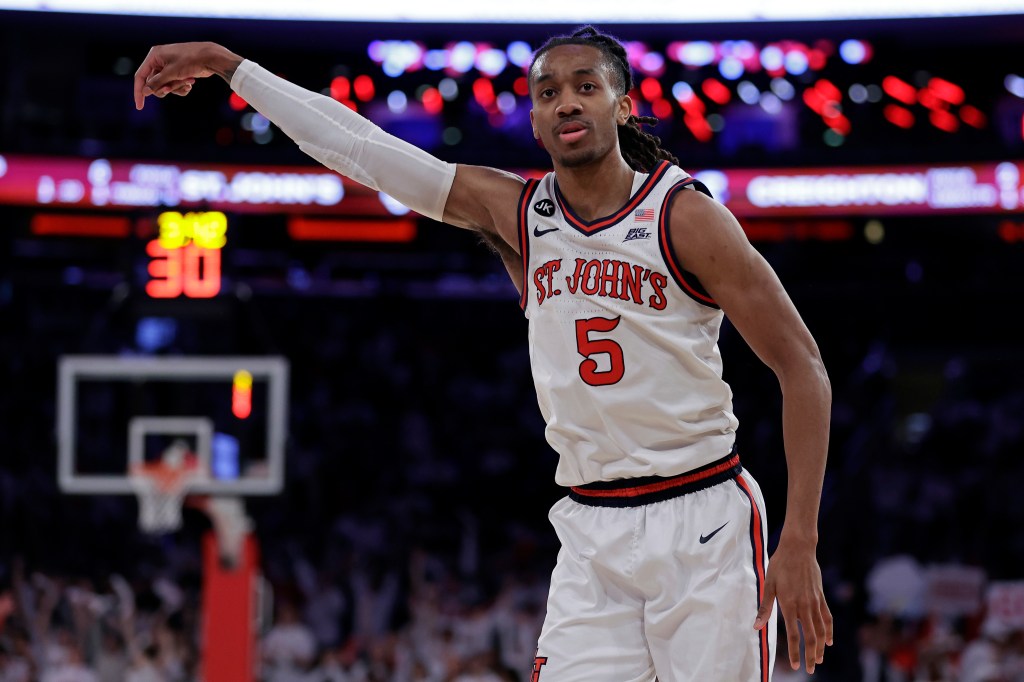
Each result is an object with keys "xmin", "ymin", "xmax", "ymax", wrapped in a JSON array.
[
  {"xmin": 702, "ymin": 79, "xmax": 732, "ymax": 105},
  {"xmin": 1007, "ymin": 75, "xmax": 1024, "ymax": 99},
  {"xmin": 421, "ymin": 87, "xmax": 443, "ymax": 115},
  {"xmin": 329, "ymin": 76, "xmax": 350, "ymax": 102},
  {"xmin": 31, "ymin": 214, "xmax": 130, "ymax": 237},
  {"xmin": 839, "ymin": 40, "xmax": 871, "ymax": 65},
  {"xmin": 883, "ymin": 76, "xmax": 918, "ymax": 106},
  {"xmin": 959, "ymin": 105, "xmax": 987, "ymax": 128},
  {"xmin": 476, "ymin": 48, "xmax": 507, "ymax": 77},
  {"xmin": 6, "ymin": 0, "xmax": 1024, "ymax": 21},
  {"xmin": 684, "ymin": 113, "xmax": 713, "ymax": 142},
  {"xmin": 640, "ymin": 77, "xmax": 663, "ymax": 102},
  {"xmin": 5, "ymin": 156, "xmax": 1022, "ymax": 218},
  {"xmin": 353, "ymin": 75, "xmax": 375, "ymax": 102},
  {"xmin": 884, "ymin": 104, "xmax": 916, "ymax": 128},
  {"xmin": 652, "ymin": 99, "xmax": 673, "ymax": 119},
  {"xmin": 472, "ymin": 78, "xmax": 496, "ymax": 109},
  {"xmin": 928, "ymin": 77, "xmax": 965, "ymax": 105},
  {"xmin": 386, "ymin": 91, "xmax": 408, "ymax": 114},
  {"xmin": 228, "ymin": 93, "xmax": 247, "ymax": 112},
  {"xmin": 286, "ymin": 217, "xmax": 416, "ymax": 242},
  {"xmin": 930, "ymin": 109, "xmax": 960, "ymax": 133},
  {"xmin": 671, "ymin": 42, "xmax": 716, "ymax": 67}
]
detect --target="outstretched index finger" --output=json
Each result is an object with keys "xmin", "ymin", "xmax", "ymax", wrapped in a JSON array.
[{"xmin": 134, "ymin": 47, "xmax": 165, "ymax": 110}]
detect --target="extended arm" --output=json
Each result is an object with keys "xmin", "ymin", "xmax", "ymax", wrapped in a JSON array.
[
  {"xmin": 670, "ymin": 190, "xmax": 833, "ymax": 674},
  {"xmin": 134, "ymin": 42, "xmax": 525, "ymax": 246}
]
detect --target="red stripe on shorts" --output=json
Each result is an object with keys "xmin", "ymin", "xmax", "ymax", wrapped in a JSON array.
[{"xmin": 736, "ymin": 475, "xmax": 770, "ymax": 682}]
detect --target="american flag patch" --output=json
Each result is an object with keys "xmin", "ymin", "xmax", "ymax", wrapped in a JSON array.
[{"xmin": 634, "ymin": 208, "xmax": 655, "ymax": 222}]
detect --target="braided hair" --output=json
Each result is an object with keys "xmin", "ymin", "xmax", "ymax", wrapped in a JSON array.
[{"xmin": 529, "ymin": 26, "xmax": 679, "ymax": 172}]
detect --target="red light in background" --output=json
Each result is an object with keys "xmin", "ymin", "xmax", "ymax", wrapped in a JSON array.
[
  {"xmin": 473, "ymin": 78, "xmax": 495, "ymax": 108},
  {"xmin": 744, "ymin": 220, "xmax": 854, "ymax": 242},
  {"xmin": 652, "ymin": 98, "xmax": 673, "ymax": 120},
  {"xmin": 808, "ymin": 49, "xmax": 827, "ymax": 71},
  {"xmin": 828, "ymin": 114, "xmax": 852, "ymax": 136},
  {"xmin": 353, "ymin": 75, "xmax": 375, "ymax": 101},
  {"xmin": 928, "ymin": 77, "xmax": 965, "ymax": 105},
  {"xmin": 513, "ymin": 77, "xmax": 529, "ymax": 97},
  {"xmin": 930, "ymin": 109, "xmax": 959, "ymax": 133},
  {"xmin": 678, "ymin": 93, "xmax": 705, "ymax": 115},
  {"xmin": 288, "ymin": 217, "xmax": 417, "ymax": 243},
  {"xmin": 330, "ymin": 76, "xmax": 350, "ymax": 101},
  {"xmin": 998, "ymin": 221, "xmax": 1024, "ymax": 243},
  {"xmin": 803, "ymin": 88, "xmax": 825, "ymax": 114},
  {"xmin": 814, "ymin": 79, "xmax": 841, "ymax": 103},
  {"xmin": 882, "ymin": 76, "xmax": 917, "ymax": 105},
  {"xmin": 228, "ymin": 93, "xmax": 248, "ymax": 111},
  {"xmin": 959, "ymin": 105, "xmax": 987, "ymax": 128},
  {"xmin": 32, "ymin": 214, "xmax": 129, "ymax": 237},
  {"xmin": 421, "ymin": 87, "xmax": 443, "ymax": 115},
  {"xmin": 917, "ymin": 89, "xmax": 942, "ymax": 111},
  {"xmin": 684, "ymin": 113, "xmax": 713, "ymax": 142},
  {"xmin": 701, "ymin": 78, "xmax": 731, "ymax": 105},
  {"xmin": 640, "ymin": 77, "xmax": 663, "ymax": 101},
  {"xmin": 232, "ymin": 370, "xmax": 253, "ymax": 420},
  {"xmin": 884, "ymin": 104, "xmax": 915, "ymax": 129}
]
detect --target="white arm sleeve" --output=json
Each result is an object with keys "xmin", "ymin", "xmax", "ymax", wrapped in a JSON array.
[{"xmin": 230, "ymin": 60, "xmax": 455, "ymax": 222}]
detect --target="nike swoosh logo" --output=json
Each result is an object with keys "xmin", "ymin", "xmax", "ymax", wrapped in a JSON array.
[
  {"xmin": 699, "ymin": 521, "xmax": 729, "ymax": 544},
  {"xmin": 533, "ymin": 225, "xmax": 559, "ymax": 237}
]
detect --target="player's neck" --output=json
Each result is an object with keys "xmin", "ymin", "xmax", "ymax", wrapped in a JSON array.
[{"xmin": 553, "ymin": 154, "xmax": 635, "ymax": 222}]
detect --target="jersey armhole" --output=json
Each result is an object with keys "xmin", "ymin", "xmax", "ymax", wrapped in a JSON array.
[
  {"xmin": 517, "ymin": 179, "xmax": 540, "ymax": 310},
  {"xmin": 657, "ymin": 179, "xmax": 720, "ymax": 309}
]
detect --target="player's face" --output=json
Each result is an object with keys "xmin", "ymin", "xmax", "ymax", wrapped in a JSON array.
[{"xmin": 529, "ymin": 45, "xmax": 631, "ymax": 169}]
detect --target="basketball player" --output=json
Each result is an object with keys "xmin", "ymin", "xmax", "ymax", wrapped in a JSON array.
[{"xmin": 134, "ymin": 26, "xmax": 833, "ymax": 680}]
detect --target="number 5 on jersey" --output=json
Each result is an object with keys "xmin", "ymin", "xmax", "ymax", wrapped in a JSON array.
[{"xmin": 575, "ymin": 316, "xmax": 624, "ymax": 386}]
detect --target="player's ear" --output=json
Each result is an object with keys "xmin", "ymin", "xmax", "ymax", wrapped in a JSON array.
[
  {"xmin": 616, "ymin": 94, "xmax": 632, "ymax": 126},
  {"xmin": 530, "ymin": 108, "xmax": 539, "ymax": 139}
]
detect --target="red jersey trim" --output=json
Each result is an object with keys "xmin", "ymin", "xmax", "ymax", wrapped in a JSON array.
[{"xmin": 553, "ymin": 160, "xmax": 672, "ymax": 236}]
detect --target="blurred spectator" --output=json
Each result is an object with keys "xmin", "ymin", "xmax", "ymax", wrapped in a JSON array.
[{"xmin": 262, "ymin": 600, "xmax": 317, "ymax": 681}]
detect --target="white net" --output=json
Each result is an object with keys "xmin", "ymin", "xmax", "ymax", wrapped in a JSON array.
[
  {"xmin": 131, "ymin": 474, "xmax": 192, "ymax": 533},
  {"xmin": 130, "ymin": 442, "xmax": 204, "ymax": 534}
]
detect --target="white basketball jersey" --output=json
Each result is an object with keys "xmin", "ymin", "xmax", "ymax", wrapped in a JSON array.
[{"xmin": 517, "ymin": 160, "xmax": 739, "ymax": 486}]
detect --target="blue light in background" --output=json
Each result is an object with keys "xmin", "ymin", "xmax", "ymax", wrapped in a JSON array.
[{"xmin": 212, "ymin": 433, "xmax": 240, "ymax": 480}]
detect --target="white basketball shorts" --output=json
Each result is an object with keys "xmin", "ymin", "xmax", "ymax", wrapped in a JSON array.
[{"xmin": 533, "ymin": 454, "xmax": 776, "ymax": 682}]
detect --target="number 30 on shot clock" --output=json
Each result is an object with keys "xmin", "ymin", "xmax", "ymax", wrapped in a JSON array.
[{"xmin": 146, "ymin": 211, "xmax": 226, "ymax": 299}]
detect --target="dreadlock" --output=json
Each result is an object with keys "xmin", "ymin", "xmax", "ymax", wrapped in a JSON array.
[{"xmin": 529, "ymin": 26, "xmax": 679, "ymax": 173}]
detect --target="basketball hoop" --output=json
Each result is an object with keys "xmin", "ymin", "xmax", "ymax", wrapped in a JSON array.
[{"xmin": 129, "ymin": 440, "xmax": 204, "ymax": 534}]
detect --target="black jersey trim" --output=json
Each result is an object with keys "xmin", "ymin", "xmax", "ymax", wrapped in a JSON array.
[
  {"xmin": 553, "ymin": 160, "xmax": 672, "ymax": 236},
  {"xmin": 517, "ymin": 178, "xmax": 540, "ymax": 311}
]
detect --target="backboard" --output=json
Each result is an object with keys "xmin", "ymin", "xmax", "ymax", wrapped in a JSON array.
[{"xmin": 57, "ymin": 355, "xmax": 288, "ymax": 496}]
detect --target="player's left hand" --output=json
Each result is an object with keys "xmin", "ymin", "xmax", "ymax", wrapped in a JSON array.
[{"xmin": 753, "ymin": 538, "xmax": 833, "ymax": 674}]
